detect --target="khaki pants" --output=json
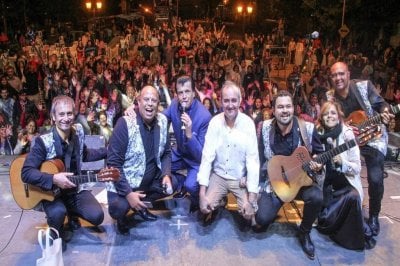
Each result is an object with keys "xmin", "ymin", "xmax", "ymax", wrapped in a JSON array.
[{"xmin": 205, "ymin": 172, "xmax": 250, "ymax": 215}]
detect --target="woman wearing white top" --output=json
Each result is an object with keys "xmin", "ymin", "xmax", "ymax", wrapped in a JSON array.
[{"xmin": 316, "ymin": 101, "xmax": 376, "ymax": 250}]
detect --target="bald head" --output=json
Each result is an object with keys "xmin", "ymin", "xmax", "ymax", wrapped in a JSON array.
[
  {"xmin": 138, "ymin": 86, "xmax": 159, "ymax": 125},
  {"xmin": 330, "ymin": 61, "xmax": 351, "ymax": 95}
]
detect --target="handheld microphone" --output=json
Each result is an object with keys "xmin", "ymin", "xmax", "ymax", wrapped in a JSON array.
[
  {"xmin": 181, "ymin": 104, "xmax": 186, "ymax": 131},
  {"xmin": 326, "ymin": 137, "xmax": 339, "ymax": 168},
  {"xmin": 163, "ymin": 183, "xmax": 173, "ymax": 195}
]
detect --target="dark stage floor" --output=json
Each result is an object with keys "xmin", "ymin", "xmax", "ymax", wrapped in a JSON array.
[{"xmin": 0, "ymin": 155, "xmax": 399, "ymax": 266}]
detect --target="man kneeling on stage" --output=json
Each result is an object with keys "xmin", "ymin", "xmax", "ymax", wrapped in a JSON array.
[
  {"xmin": 106, "ymin": 85, "xmax": 177, "ymax": 235},
  {"xmin": 197, "ymin": 81, "xmax": 260, "ymax": 225}
]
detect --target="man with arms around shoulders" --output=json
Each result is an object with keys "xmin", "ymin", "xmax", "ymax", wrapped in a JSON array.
[{"xmin": 106, "ymin": 85, "xmax": 176, "ymax": 235}]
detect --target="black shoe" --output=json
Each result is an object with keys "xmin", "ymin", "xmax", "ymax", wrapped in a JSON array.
[
  {"xmin": 68, "ymin": 216, "xmax": 81, "ymax": 231},
  {"xmin": 62, "ymin": 229, "xmax": 74, "ymax": 243},
  {"xmin": 365, "ymin": 236, "xmax": 377, "ymax": 250},
  {"xmin": 298, "ymin": 231, "xmax": 315, "ymax": 260},
  {"xmin": 137, "ymin": 209, "xmax": 158, "ymax": 221},
  {"xmin": 368, "ymin": 215, "xmax": 380, "ymax": 236},
  {"xmin": 116, "ymin": 218, "xmax": 130, "ymax": 235},
  {"xmin": 201, "ymin": 208, "xmax": 219, "ymax": 226}
]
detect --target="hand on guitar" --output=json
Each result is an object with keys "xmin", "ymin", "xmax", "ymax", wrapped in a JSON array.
[
  {"xmin": 380, "ymin": 107, "xmax": 394, "ymax": 125},
  {"xmin": 53, "ymin": 172, "xmax": 76, "ymax": 189},
  {"xmin": 126, "ymin": 191, "xmax": 147, "ymax": 211},
  {"xmin": 309, "ymin": 158, "xmax": 323, "ymax": 173},
  {"xmin": 332, "ymin": 155, "xmax": 342, "ymax": 166}
]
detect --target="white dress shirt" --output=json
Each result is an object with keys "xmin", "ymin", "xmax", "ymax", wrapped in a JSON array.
[{"xmin": 197, "ymin": 112, "xmax": 260, "ymax": 193}]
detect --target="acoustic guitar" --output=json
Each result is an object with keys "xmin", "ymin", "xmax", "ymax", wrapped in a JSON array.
[
  {"xmin": 268, "ymin": 125, "xmax": 377, "ymax": 202},
  {"xmin": 345, "ymin": 103, "xmax": 400, "ymax": 144},
  {"xmin": 9, "ymin": 155, "xmax": 120, "ymax": 210}
]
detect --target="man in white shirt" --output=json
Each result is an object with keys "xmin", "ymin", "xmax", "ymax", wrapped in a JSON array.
[{"xmin": 197, "ymin": 81, "xmax": 260, "ymax": 224}]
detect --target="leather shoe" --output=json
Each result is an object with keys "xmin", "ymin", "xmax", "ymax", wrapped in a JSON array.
[
  {"xmin": 137, "ymin": 209, "xmax": 158, "ymax": 221},
  {"xmin": 368, "ymin": 215, "xmax": 380, "ymax": 236},
  {"xmin": 68, "ymin": 216, "xmax": 81, "ymax": 231},
  {"xmin": 298, "ymin": 231, "xmax": 315, "ymax": 260},
  {"xmin": 365, "ymin": 236, "xmax": 377, "ymax": 250},
  {"xmin": 116, "ymin": 218, "xmax": 130, "ymax": 235}
]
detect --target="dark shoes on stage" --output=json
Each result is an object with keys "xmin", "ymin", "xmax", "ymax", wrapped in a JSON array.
[
  {"xmin": 67, "ymin": 216, "xmax": 81, "ymax": 231},
  {"xmin": 368, "ymin": 215, "xmax": 380, "ymax": 236},
  {"xmin": 116, "ymin": 217, "xmax": 130, "ymax": 235},
  {"xmin": 298, "ymin": 231, "xmax": 315, "ymax": 260},
  {"xmin": 365, "ymin": 236, "xmax": 377, "ymax": 250},
  {"xmin": 137, "ymin": 208, "xmax": 158, "ymax": 221}
]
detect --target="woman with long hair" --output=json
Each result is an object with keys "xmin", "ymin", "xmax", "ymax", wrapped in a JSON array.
[{"xmin": 316, "ymin": 101, "xmax": 376, "ymax": 250}]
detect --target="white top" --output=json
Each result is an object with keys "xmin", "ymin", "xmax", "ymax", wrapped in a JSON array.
[{"xmin": 197, "ymin": 112, "xmax": 260, "ymax": 193}]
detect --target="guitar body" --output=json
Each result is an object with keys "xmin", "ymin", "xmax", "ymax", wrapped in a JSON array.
[
  {"xmin": 9, "ymin": 155, "xmax": 65, "ymax": 210},
  {"xmin": 9, "ymin": 155, "xmax": 119, "ymax": 210},
  {"xmin": 345, "ymin": 110, "xmax": 367, "ymax": 126},
  {"xmin": 268, "ymin": 146, "xmax": 313, "ymax": 203}
]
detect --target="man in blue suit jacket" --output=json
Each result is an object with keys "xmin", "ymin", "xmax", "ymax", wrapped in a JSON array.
[{"xmin": 164, "ymin": 75, "xmax": 212, "ymax": 210}]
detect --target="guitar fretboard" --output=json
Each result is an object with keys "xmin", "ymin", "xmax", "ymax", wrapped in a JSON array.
[
  {"xmin": 68, "ymin": 174, "xmax": 98, "ymax": 185},
  {"xmin": 315, "ymin": 139, "xmax": 357, "ymax": 165},
  {"xmin": 358, "ymin": 104, "xmax": 400, "ymax": 129},
  {"xmin": 302, "ymin": 139, "xmax": 357, "ymax": 174}
]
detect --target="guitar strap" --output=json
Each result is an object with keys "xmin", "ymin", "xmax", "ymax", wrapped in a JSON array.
[{"xmin": 297, "ymin": 117, "xmax": 312, "ymax": 154}]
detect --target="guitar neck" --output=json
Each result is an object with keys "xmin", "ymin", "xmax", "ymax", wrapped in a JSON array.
[
  {"xmin": 68, "ymin": 173, "xmax": 98, "ymax": 185},
  {"xmin": 358, "ymin": 104, "xmax": 400, "ymax": 129},
  {"xmin": 314, "ymin": 139, "xmax": 357, "ymax": 165}
]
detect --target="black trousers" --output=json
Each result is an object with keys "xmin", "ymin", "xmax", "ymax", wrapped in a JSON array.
[
  {"xmin": 108, "ymin": 175, "xmax": 178, "ymax": 220},
  {"xmin": 360, "ymin": 145, "xmax": 385, "ymax": 216},
  {"xmin": 42, "ymin": 190, "xmax": 104, "ymax": 237},
  {"xmin": 255, "ymin": 184, "xmax": 323, "ymax": 233}
]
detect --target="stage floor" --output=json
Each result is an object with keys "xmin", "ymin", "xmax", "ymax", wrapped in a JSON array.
[{"xmin": 0, "ymin": 155, "xmax": 399, "ymax": 266}]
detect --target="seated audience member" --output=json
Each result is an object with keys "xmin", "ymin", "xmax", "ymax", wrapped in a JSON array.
[{"xmin": 13, "ymin": 118, "xmax": 39, "ymax": 155}]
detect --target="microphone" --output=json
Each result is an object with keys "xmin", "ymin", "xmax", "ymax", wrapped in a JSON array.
[
  {"xmin": 163, "ymin": 183, "xmax": 173, "ymax": 195},
  {"xmin": 181, "ymin": 104, "xmax": 186, "ymax": 131},
  {"xmin": 326, "ymin": 137, "xmax": 339, "ymax": 168}
]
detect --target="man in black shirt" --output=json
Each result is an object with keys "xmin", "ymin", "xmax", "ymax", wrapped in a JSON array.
[
  {"xmin": 330, "ymin": 62, "xmax": 394, "ymax": 237},
  {"xmin": 22, "ymin": 96, "xmax": 107, "ymax": 251},
  {"xmin": 256, "ymin": 90, "xmax": 324, "ymax": 260},
  {"xmin": 106, "ymin": 85, "xmax": 175, "ymax": 235}
]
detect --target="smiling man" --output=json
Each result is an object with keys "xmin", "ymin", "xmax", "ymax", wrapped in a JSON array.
[
  {"xmin": 197, "ymin": 81, "xmax": 260, "ymax": 226},
  {"xmin": 106, "ymin": 85, "xmax": 176, "ymax": 235},
  {"xmin": 255, "ymin": 90, "xmax": 324, "ymax": 260},
  {"xmin": 22, "ymin": 95, "xmax": 107, "ymax": 251},
  {"xmin": 163, "ymin": 75, "xmax": 212, "ymax": 210},
  {"xmin": 330, "ymin": 61, "xmax": 394, "ymax": 238}
]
